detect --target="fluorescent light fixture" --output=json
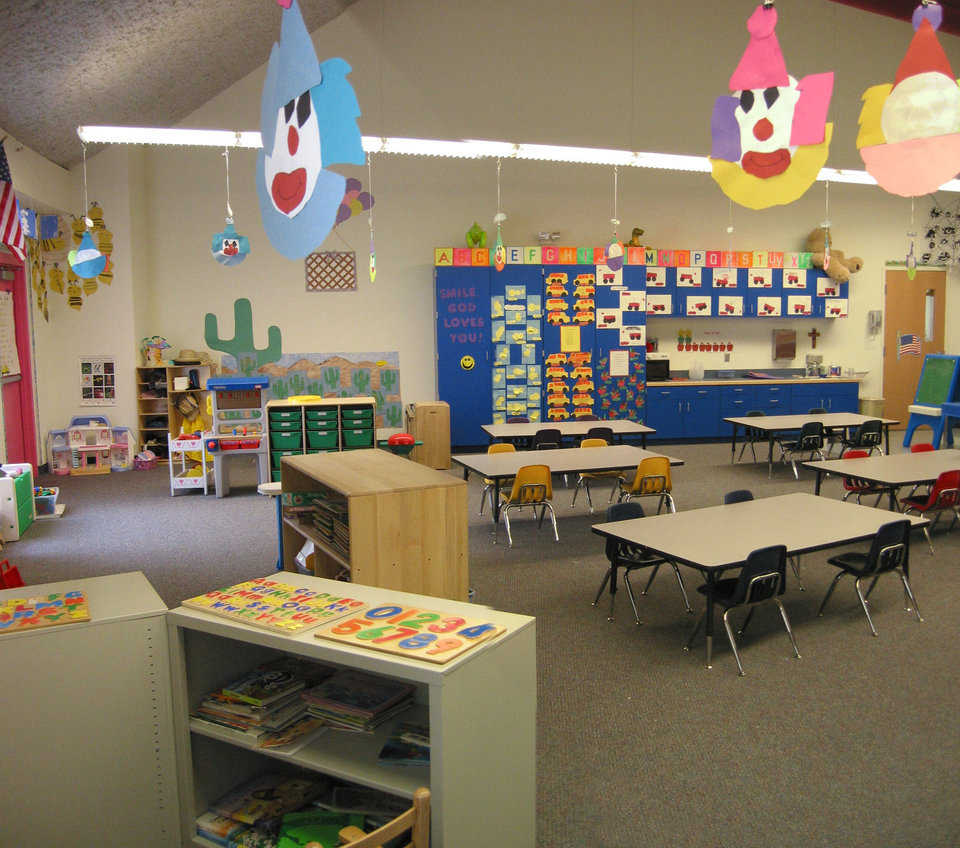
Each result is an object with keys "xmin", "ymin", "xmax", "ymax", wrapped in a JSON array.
[
  {"xmin": 77, "ymin": 126, "xmax": 261, "ymax": 148},
  {"xmin": 75, "ymin": 125, "xmax": 960, "ymax": 191}
]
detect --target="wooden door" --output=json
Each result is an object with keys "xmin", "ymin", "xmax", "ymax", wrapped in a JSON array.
[{"xmin": 882, "ymin": 268, "xmax": 946, "ymax": 429}]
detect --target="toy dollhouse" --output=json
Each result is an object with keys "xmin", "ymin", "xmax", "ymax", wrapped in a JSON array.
[{"xmin": 47, "ymin": 416, "xmax": 132, "ymax": 476}]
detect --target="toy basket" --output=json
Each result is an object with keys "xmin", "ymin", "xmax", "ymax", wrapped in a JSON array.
[{"xmin": 134, "ymin": 456, "xmax": 158, "ymax": 470}]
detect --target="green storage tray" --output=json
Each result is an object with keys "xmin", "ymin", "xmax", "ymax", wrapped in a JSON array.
[
  {"xmin": 271, "ymin": 450, "xmax": 299, "ymax": 469},
  {"xmin": 269, "ymin": 432, "xmax": 302, "ymax": 450},
  {"xmin": 307, "ymin": 429, "xmax": 339, "ymax": 449},
  {"xmin": 342, "ymin": 427, "xmax": 374, "ymax": 447},
  {"xmin": 305, "ymin": 408, "xmax": 339, "ymax": 422},
  {"xmin": 269, "ymin": 419, "xmax": 302, "ymax": 432},
  {"xmin": 271, "ymin": 469, "xmax": 283, "ymax": 482},
  {"xmin": 340, "ymin": 406, "xmax": 374, "ymax": 422},
  {"xmin": 268, "ymin": 408, "xmax": 302, "ymax": 422}
]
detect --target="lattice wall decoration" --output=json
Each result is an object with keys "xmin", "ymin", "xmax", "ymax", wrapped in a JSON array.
[{"xmin": 305, "ymin": 250, "xmax": 357, "ymax": 291}]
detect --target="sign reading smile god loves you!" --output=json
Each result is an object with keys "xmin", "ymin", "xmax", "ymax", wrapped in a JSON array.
[{"xmin": 79, "ymin": 356, "xmax": 116, "ymax": 405}]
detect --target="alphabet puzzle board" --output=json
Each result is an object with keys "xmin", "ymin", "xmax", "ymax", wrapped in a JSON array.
[
  {"xmin": 182, "ymin": 578, "xmax": 366, "ymax": 634},
  {"xmin": 314, "ymin": 602, "xmax": 505, "ymax": 664},
  {"xmin": 0, "ymin": 590, "xmax": 90, "ymax": 634}
]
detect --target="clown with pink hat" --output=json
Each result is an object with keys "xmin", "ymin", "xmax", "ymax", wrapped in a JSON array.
[
  {"xmin": 710, "ymin": 2, "xmax": 834, "ymax": 209},
  {"xmin": 858, "ymin": 2, "xmax": 960, "ymax": 197}
]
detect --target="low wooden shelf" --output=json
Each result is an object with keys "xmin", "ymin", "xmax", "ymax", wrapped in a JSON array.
[{"xmin": 281, "ymin": 449, "xmax": 468, "ymax": 602}]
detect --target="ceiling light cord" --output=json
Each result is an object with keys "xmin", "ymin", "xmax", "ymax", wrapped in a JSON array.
[{"xmin": 223, "ymin": 147, "xmax": 233, "ymax": 223}]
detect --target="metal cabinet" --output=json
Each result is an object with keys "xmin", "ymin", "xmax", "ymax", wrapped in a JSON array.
[{"xmin": 646, "ymin": 386, "xmax": 720, "ymax": 438}]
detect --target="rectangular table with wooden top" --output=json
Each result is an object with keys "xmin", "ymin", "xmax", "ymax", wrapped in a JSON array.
[
  {"xmin": 803, "ymin": 448, "xmax": 960, "ymax": 510},
  {"xmin": 592, "ymin": 493, "xmax": 928, "ymax": 668},
  {"xmin": 482, "ymin": 419, "xmax": 654, "ymax": 448},
  {"xmin": 725, "ymin": 412, "xmax": 900, "ymax": 476},
  {"xmin": 452, "ymin": 445, "xmax": 682, "ymax": 522}
]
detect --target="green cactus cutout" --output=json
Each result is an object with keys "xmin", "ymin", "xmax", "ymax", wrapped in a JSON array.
[
  {"xmin": 352, "ymin": 368, "xmax": 371, "ymax": 395},
  {"xmin": 306, "ymin": 381, "xmax": 321, "ymax": 396},
  {"xmin": 380, "ymin": 369, "xmax": 398, "ymax": 394},
  {"xmin": 384, "ymin": 403, "xmax": 402, "ymax": 427},
  {"xmin": 204, "ymin": 298, "xmax": 282, "ymax": 376},
  {"xmin": 287, "ymin": 373, "xmax": 306, "ymax": 396},
  {"xmin": 322, "ymin": 367, "xmax": 340, "ymax": 394},
  {"xmin": 372, "ymin": 389, "xmax": 385, "ymax": 409},
  {"xmin": 271, "ymin": 379, "xmax": 288, "ymax": 399}
]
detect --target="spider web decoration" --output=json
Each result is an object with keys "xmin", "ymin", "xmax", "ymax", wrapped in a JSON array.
[
  {"xmin": 922, "ymin": 201, "xmax": 960, "ymax": 266},
  {"xmin": 305, "ymin": 250, "xmax": 357, "ymax": 291}
]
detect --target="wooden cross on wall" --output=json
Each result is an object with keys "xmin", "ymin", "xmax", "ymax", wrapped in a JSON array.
[{"xmin": 808, "ymin": 327, "xmax": 821, "ymax": 348}]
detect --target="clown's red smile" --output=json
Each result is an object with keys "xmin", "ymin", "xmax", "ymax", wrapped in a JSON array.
[
  {"xmin": 741, "ymin": 148, "xmax": 791, "ymax": 178},
  {"xmin": 264, "ymin": 90, "xmax": 322, "ymax": 219}
]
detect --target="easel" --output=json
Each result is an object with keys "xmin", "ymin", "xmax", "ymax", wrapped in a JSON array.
[{"xmin": 902, "ymin": 354, "xmax": 960, "ymax": 448}]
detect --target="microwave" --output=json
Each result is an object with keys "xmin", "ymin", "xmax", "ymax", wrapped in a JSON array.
[{"xmin": 646, "ymin": 358, "xmax": 669, "ymax": 381}]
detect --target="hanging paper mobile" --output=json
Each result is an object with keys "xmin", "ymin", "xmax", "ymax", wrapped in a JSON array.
[
  {"xmin": 212, "ymin": 148, "xmax": 251, "ymax": 266},
  {"xmin": 857, "ymin": 2, "xmax": 960, "ymax": 197},
  {"xmin": 68, "ymin": 230, "xmax": 107, "ymax": 280},
  {"xmin": 493, "ymin": 158, "xmax": 506, "ymax": 272},
  {"xmin": 257, "ymin": 0, "xmax": 365, "ymax": 259},
  {"xmin": 709, "ymin": 3, "xmax": 834, "ymax": 209}
]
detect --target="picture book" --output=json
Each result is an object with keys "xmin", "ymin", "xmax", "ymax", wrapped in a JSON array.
[
  {"xmin": 221, "ymin": 656, "xmax": 314, "ymax": 707},
  {"xmin": 301, "ymin": 669, "xmax": 415, "ymax": 716},
  {"xmin": 182, "ymin": 577, "xmax": 366, "ymax": 634},
  {"xmin": 0, "ymin": 589, "xmax": 90, "ymax": 634},
  {"xmin": 210, "ymin": 773, "xmax": 326, "ymax": 825},
  {"xmin": 195, "ymin": 810, "xmax": 251, "ymax": 844},
  {"xmin": 377, "ymin": 736, "xmax": 431, "ymax": 767},
  {"xmin": 257, "ymin": 715, "xmax": 325, "ymax": 749},
  {"xmin": 314, "ymin": 601, "xmax": 505, "ymax": 663}
]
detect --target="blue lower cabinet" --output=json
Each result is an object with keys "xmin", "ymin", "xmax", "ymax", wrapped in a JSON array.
[
  {"xmin": 756, "ymin": 384, "xmax": 791, "ymax": 414},
  {"xmin": 792, "ymin": 383, "xmax": 857, "ymax": 413},
  {"xmin": 646, "ymin": 386, "xmax": 721, "ymax": 438},
  {"xmin": 720, "ymin": 385, "xmax": 756, "ymax": 419}
]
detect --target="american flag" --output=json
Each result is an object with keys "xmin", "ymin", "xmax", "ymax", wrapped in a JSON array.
[
  {"xmin": 897, "ymin": 333, "xmax": 922, "ymax": 358},
  {"xmin": 0, "ymin": 141, "xmax": 25, "ymax": 261}
]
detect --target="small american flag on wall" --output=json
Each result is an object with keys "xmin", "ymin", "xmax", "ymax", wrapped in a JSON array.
[
  {"xmin": 897, "ymin": 333, "xmax": 922, "ymax": 359},
  {"xmin": 0, "ymin": 141, "xmax": 24, "ymax": 261}
]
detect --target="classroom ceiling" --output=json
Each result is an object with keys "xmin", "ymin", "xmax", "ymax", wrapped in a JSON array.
[
  {"xmin": 829, "ymin": 0, "xmax": 960, "ymax": 37},
  {"xmin": 0, "ymin": 0, "xmax": 358, "ymax": 170}
]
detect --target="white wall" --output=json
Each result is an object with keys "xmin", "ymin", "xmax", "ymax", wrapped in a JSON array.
[{"xmin": 20, "ymin": 0, "xmax": 960, "ymax": 448}]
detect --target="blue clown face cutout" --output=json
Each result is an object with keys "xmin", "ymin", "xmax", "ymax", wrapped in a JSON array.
[
  {"xmin": 257, "ymin": 0, "xmax": 365, "ymax": 260},
  {"xmin": 211, "ymin": 222, "xmax": 250, "ymax": 267}
]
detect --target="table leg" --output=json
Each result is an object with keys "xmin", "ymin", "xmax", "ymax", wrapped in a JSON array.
[
  {"xmin": 814, "ymin": 469, "xmax": 824, "ymax": 496},
  {"xmin": 704, "ymin": 572, "xmax": 716, "ymax": 669},
  {"xmin": 767, "ymin": 433, "xmax": 775, "ymax": 478},
  {"xmin": 492, "ymin": 478, "xmax": 502, "ymax": 524},
  {"xmin": 274, "ymin": 496, "xmax": 284, "ymax": 571},
  {"xmin": 884, "ymin": 424, "xmax": 891, "ymax": 455},
  {"xmin": 462, "ymin": 467, "xmax": 469, "ymax": 481},
  {"xmin": 730, "ymin": 424, "xmax": 738, "ymax": 464}
]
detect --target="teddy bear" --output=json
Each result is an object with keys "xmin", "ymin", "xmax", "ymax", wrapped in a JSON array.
[{"xmin": 804, "ymin": 226, "xmax": 864, "ymax": 283}]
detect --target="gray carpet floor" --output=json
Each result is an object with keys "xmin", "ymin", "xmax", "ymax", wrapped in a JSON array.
[{"xmin": 13, "ymin": 439, "xmax": 960, "ymax": 847}]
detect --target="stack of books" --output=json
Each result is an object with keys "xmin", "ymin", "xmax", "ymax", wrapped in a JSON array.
[
  {"xmin": 301, "ymin": 669, "xmax": 415, "ymax": 733},
  {"xmin": 192, "ymin": 655, "xmax": 335, "ymax": 746},
  {"xmin": 377, "ymin": 720, "xmax": 431, "ymax": 767},
  {"xmin": 282, "ymin": 491, "xmax": 350, "ymax": 558}
]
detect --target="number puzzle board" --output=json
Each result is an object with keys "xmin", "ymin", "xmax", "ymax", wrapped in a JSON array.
[
  {"xmin": 314, "ymin": 602, "xmax": 505, "ymax": 664},
  {"xmin": 0, "ymin": 590, "xmax": 90, "ymax": 634},
  {"xmin": 182, "ymin": 578, "xmax": 366, "ymax": 634}
]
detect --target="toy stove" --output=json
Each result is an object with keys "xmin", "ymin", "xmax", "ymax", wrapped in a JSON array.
[{"xmin": 203, "ymin": 376, "xmax": 271, "ymax": 497}]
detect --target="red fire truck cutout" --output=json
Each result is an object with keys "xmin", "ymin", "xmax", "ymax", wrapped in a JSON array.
[
  {"xmin": 752, "ymin": 275, "xmax": 770, "ymax": 287},
  {"xmin": 722, "ymin": 302, "xmax": 736, "ymax": 314},
  {"xmin": 646, "ymin": 271, "xmax": 659, "ymax": 282},
  {"xmin": 714, "ymin": 274, "xmax": 732, "ymax": 287},
  {"xmin": 649, "ymin": 302, "xmax": 666, "ymax": 312},
  {"xmin": 679, "ymin": 273, "xmax": 697, "ymax": 285},
  {"xmin": 821, "ymin": 285, "xmax": 837, "ymax": 296},
  {"xmin": 793, "ymin": 304, "xmax": 809, "ymax": 314},
  {"xmin": 829, "ymin": 306, "xmax": 843, "ymax": 315},
  {"xmin": 786, "ymin": 273, "xmax": 800, "ymax": 285},
  {"xmin": 762, "ymin": 303, "xmax": 777, "ymax": 314},
  {"xmin": 602, "ymin": 313, "xmax": 618, "ymax": 324},
  {"xmin": 624, "ymin": 299, "xmax": 642, "ymax": 311},
  {"xmin": 601, "ymin": 272, "xmax": 616, "ymax": 285},
  {"xmin": 627, "ymin": 330, "xmax": 645, "ymax": 341},
  {"xmin": 689, "ymin": 301, "xmax": 708, "ymax": 312}
]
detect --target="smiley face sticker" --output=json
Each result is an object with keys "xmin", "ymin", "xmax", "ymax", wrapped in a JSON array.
[{"xmin": 460, "ymin": 354, "xmax": 476, "ymax": 371}]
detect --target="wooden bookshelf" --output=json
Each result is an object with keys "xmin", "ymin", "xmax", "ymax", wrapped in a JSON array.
[{"xmin": 281, "ymin": 449, "xmax": 468, "ymax": 602}]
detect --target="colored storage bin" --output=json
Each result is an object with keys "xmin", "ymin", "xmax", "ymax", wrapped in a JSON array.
[
  {"xmin": 307, "ymin": 429, "xmax": 338, "ymax": 449},
  {"xmin": 341, "ymin": 406, "xmax": 374, "ymax": 422},
  {"xmin": 305, "ymin": 408, "xmax": 339, "ymax": 423},
  {"xmin": 269, "ymin": 432, "xmax": 302, "ymax": 450},
  {"xmin": 271, "ymin": 469, "xmax": 283, "ymax": 482},
  {"xmin": 268, "ymin": 419, "xmax": 301, "ymax": 432},
  {"xmin": 269, "ymin": 409, "xmax": 302, "ymax": 422},
  {"xmin": 342, "ymin": 427, "xmax": 374, "ymax": 447},
  {"xmin": 272, "ymin": 450, "xmax": 299, "ymax": 468}
]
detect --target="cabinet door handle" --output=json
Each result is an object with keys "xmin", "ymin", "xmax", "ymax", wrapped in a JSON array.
[
  {"xmin": 677, "ymin": 401, "xmax": 683, "ymax": 414},
  {"xmin": 686, "ymin": 401, "xmax": 692, "ymax": 413}
]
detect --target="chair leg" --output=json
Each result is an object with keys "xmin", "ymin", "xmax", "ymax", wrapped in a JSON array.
[
  {"xmin": 791, "ymin": 458, "xmax": 799, "ymax": 480},
  {"xmin": 789, "ymin": 555, "xmax": 805, "ymax": 591},
  {"xmin": 818, "ymin": 571, "xmax": 846, "ymax": 617},
  {"xmin": 737, "ymin": 607, "xmax": 755, "ymax": 636},
  {"xmin": 607, "ymin": 479, "xmax": 620, "ymax": 503},
  {"xmin": 773, "ymin": 598, "xmax": 801, "ymax": 660},
  {"xmin": 584, "ymin": 481, "xmax": 594, "ymax": 513},
  {"xmin": 479, "ymin": 485, "xmax": 490, "ymax": 516},
  {"xmin": 683, "ymin": 612, "xmax": 704, "ymax": 653},
  {"xmin": 621, "ymin": 571, "xmax": 643, "ymax": 625},
  {"xmin": 854, "ymin": 577, "xmax": 879, "ymax": 636},
  {"xmin": 664, "ymin": 492, "xmax": 677, "ymax": 514},
  {"xmin": 641, "ymin": 563, "xmax": 661, "ymax": 595},
  {"xmin": 922, "ymin": 525, "xmax": 934, "ymax": 556},
  {"xmin": 502, "ymin": 509, "xmax": 513, "ymax": 548},
  {"xmin": 897, "ymin": 569, "xmax": 924, "ymax": 622},
  {"xmin": 671, "ymin": 563, "xmax": 693, "ymax": 613},
  {"xmin": 721, "ymin": 609, "xmax": 745, "ymax": 676},
  {"xmin": 543, "ymin": 502, "xmax": 559, "ymax": 542},
  {"xmin": 570, "ymin": 479, "xmax": 582, "ymax": 509},
  {"xmin": 592, "ymin": 566, "xmax": 612, "ymax": 607}
]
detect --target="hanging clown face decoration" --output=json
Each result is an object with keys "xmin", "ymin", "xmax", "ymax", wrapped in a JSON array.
[
  {"xmin": 211, "ymin": 222, "xmax": 250, "ymax": 267},
  {"xmin": 857, "ymin": 3, "xmax": 960, "ymax": 197},
  {"xmin": 710, "ymin": 4, "xmax": 834, "ymax": 209},
  {"xmin": 256, "ymin": 0, "xmax": 365, "ymax": 259}
]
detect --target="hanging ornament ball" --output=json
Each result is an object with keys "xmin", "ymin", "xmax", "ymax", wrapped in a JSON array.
[
  {"xmin": 606, "ymin": 240, "xmax": 624, "ymax": 272},
  {"xmin": 726, "ymin": 225, "xmax": 735, "ymax": 234},
  {"xmin": 494, "ymin": 212, "xmax": 507, "ymax": 224},
  {"xmin": 913, "ymin": 2, "xmax": 943, "ymax": 31},
  {"xmin": 211, "ymin": 221, "xmax": 250, "ymax": 267},
  {"xmin": 610, "ymin": 217, "xmax": 621, "ymax": 227}
]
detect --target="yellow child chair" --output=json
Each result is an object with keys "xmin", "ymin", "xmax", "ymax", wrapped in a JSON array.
[
  {"xmin": 335, "ymin": 786, "xmax": 430, "ymax": 847},
  {"xmin": 496, "ymin": 464, "xmax": 559, "ymax": 547},
  {"xmin": 479, "ymin": 442, "xmax": 517, "ymax": 516},
  {"xmin": 570, "ymin": 438, "xmax": 623, "ymax": 513},
  {"xmin": 616, "ymin": 455, "xmax": 676, "ymax": 513}
]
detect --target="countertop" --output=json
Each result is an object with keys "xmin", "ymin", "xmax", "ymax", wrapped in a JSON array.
[{"xmin": 646, "ymin": 377, "xmax": 863, "ymax": 387}]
